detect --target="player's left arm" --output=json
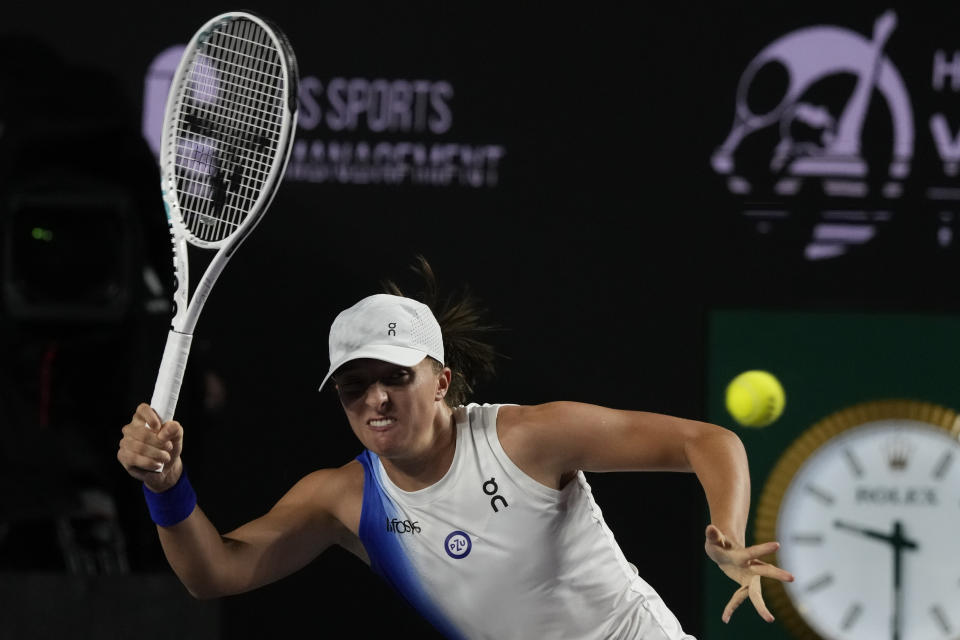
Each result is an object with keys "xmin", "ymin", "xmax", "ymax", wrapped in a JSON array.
[
  {"xmin": 498, "ymin": 402, "xmax": 746, "ymax": 531},
  {"xmin": 496, "ymin": 401, "xmax": 794, "ymax": 622}
]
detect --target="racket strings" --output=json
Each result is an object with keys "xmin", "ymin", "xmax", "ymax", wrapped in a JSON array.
[
  {"xmin": 172, "ymin": 17, "xmax": 287, "ymax": 243},
  {"xmin": 190, "ymin": 19, "xmax": 281, "ymax": 240}
]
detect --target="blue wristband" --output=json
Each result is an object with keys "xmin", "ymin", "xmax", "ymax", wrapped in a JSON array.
[{"xmin": 143, "ymin": 468, "xmax": 197, "ymax": 527}]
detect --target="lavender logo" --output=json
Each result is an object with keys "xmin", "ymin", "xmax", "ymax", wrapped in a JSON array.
[{"xmin": 712, "ymin": 10, "xmax": 913, "ymax": 200}]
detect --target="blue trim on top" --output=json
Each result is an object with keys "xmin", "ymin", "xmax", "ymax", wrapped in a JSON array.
[{"xmin": 356, "ymin": 451, "xmax": 465, "ymax": 640}]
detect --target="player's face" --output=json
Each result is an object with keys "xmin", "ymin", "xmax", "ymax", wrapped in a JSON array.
[{"xmin": 333, "ymin": 358, "xmax": 448, "ymax": 458}]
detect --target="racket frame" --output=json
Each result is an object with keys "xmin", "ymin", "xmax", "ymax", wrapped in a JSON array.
[
  {"xmin": 151, "ymin": 11, "xmax": 298, "ymax": 425},
  {"xmin": 159, "ymin": 10, "xmax": 299, "ymax": 336}
]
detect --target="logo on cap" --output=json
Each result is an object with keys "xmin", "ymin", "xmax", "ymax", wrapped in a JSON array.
[{"xmin": 388, "ymin": 322, "xmax": 397, "ymax": 336}]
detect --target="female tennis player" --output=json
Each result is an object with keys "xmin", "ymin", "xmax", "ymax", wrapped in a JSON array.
[{"xmin": 117, "ymin": 260, "xmax": 793, "ymax": 639}]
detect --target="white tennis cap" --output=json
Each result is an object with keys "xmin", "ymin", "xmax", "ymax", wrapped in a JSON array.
[{"xmin": 318, "ymin": 293, "xmax": 444, "ymax": 392}]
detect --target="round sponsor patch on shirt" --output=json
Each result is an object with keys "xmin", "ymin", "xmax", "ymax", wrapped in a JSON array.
[{"xmin": 444, "ymin": 530, "xmax": 472, "ymax": 559}]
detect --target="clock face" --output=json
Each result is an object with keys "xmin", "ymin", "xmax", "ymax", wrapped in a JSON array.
[{"xmin": 773, "ymin": 416, "xmax": 960, "ymax": 640}]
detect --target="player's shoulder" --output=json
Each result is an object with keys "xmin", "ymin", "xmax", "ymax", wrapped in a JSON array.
[
  {"xmin": 285, "ymin": 460, "xmax": 366, "ymax": 539},
  {"xmin": 302, "ymin": 458, "xmax": 364, "ymax": 489},
  {"xmin": 496, "ymin": 401, "xmax": 583, "ymax": 430},
  {"xmin": 496, "ymin": 401, "xmax": 607, "ymax": 453},
  {"xmin": 495, "ymin": 401, "xmax": 588, "ymax": 450},
  {"xmin": 495, "ymin": 402, "xmax": 588, "ymax": 489},
  {"xmin": 289, "ymin": 459, "xmax": 365, "ymax": 508}
]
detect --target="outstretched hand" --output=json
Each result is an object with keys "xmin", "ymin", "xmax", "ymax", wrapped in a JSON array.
[{"xmin": 704, "ymin": 524, "xmax": 794, "ymax": 624}]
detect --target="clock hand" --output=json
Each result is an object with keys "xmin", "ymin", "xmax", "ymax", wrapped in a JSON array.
[
  {"xmin": 892, "ymin": 521, "xmax": 904, "ymax": 640},
  {"xmin": 891, "ymin": 520, "xmax": 921, "ymax": 640},
  {"xmin": 834, "ymin": 520, "xmax": 920, "ymax": 640},
  {"xmin": 832, "ymin": 519, "xmax": 920, "ymax": 549},
  {"xmin": 833, "ymin": 519, "xmax": 896, "ymax": 544}
]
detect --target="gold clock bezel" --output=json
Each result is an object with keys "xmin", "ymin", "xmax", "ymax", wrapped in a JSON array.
[{"xmin": 754, "ymin": 399, "xmax": 960, "ymax": 640}]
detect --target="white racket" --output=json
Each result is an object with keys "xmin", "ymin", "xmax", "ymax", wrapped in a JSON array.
[{"xmin": 150, "ymin": 11, "xmax": 299, "ymax": 447}]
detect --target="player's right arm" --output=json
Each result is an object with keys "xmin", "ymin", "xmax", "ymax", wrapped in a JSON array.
[{"xmin": 118, "ymin": 403, "xmax": 362, "ymax": 599}]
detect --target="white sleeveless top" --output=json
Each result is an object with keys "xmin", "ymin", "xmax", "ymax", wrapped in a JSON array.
[{"xmin": 355, "ymin": 403, "xmax": 696, "ymax": 640}]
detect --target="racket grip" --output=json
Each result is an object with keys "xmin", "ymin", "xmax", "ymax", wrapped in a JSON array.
[{"xmin": 150, "ymin": 329, "xmax": 194, "ymax": 424}]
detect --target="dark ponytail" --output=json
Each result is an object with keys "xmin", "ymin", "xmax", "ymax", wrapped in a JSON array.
[{"xmin": 382, "ymin": 256, "xmax": 502, "ymax": 407}]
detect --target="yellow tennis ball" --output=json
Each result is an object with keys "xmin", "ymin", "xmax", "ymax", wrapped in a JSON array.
[{"xmin": 725, "ymin": 370, "xmax": 785, "ymax": 428}]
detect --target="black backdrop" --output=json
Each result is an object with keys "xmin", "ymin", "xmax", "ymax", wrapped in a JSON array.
[{"xmin": 3, "ymin": 2, "xmax": 960, "ymax": 638}]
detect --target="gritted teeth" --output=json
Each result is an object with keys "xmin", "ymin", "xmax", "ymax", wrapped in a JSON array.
[{"xmin": 369, "ymin": 418, "xmax": 396, "ymax": 427}]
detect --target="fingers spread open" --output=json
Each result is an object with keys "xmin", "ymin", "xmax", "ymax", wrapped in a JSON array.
[
  {"xmin": 705, "ymin": 524, "xmax": 731, "ymax": 549},
  {"xmin": 749, "ymin": 559, "xmax": 795, "ymax": 583},
  {"xmin": 745, "ymin": 541, "xmax": 780, "ymax": 559},
  {"xmin": 722, "ymin": 585, "xmax": 749, "ymax": 624},
  {"xmin": 748, "ymin": 576, "xmax": 774, "ymax": 623}
]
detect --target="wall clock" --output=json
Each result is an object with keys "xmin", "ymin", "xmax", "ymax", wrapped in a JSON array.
[{"xmin": 755, "ymin": 400, "xmax": 960, "ymax": 640}]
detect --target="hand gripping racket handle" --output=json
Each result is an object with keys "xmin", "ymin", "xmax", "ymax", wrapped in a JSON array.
[{"xmin": 150, "ymin": 329, "xmax": 194, "ymax": 424}]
